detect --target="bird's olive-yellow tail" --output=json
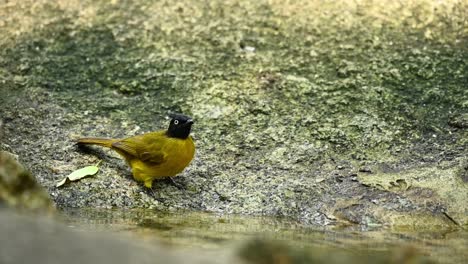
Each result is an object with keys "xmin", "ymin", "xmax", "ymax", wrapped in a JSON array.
[{"xmin": 77, "ymin": 137, "xmax": 117, "ymax": 148}]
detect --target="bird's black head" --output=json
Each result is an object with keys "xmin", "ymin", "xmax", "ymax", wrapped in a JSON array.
[{"xmin": 166, "ymin": 114, "xmax": 194, "ymax": 139}]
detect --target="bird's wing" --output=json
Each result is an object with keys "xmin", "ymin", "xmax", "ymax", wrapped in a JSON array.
[
  {"xmin": 111, "ymin": 132, "xmax": 167, "ymax": 165},
  {"xmin": 139, "ymin": 151, "xmax": 166, "ymax": 164},
  {"xmin": 111, "ymin": 140, "xmax": 139, "ymax": 157}
]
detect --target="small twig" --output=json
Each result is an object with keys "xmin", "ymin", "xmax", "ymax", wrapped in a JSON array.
[{"xmin": 442, "ymin": 211, "xmax": 460, "ymax": 227}]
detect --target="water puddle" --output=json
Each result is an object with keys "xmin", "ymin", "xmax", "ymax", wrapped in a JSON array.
[{"xmin": 59, "ymin": 208, "xmax": 467, "ymax": 263}]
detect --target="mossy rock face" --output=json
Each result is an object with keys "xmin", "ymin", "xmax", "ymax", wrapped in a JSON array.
[
  {"xmin": 0, "ymin": 0, "xmax": 467, "ymax": 227},
  {"xmin": 0, "ymin": 151, "xmax": 54, "ymax": 212}
]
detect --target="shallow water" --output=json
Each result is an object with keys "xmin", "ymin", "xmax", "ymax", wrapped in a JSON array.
[{"xmin": 59, "ymin": 208, "xmax": 467, "ymax": 263}]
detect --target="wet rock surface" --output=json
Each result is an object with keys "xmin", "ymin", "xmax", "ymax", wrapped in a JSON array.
[{"xmin": 0, "ymin": 0, "xmax": 467, "ymax": 227}]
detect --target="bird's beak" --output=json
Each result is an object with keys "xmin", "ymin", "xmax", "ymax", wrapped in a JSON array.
[{"xmin": 187, "ymin": 119, "xmax": 194, "ymax": 124}]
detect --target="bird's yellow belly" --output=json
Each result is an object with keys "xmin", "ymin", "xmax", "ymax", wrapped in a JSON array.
[{"xmin": 130, "ymin": 137, "xmax": 195, "ymax": 187}]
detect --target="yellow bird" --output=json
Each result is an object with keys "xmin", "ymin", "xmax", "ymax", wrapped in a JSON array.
[{"xmin": 77, "ymin": 114, "xmax": 195, "ymax": 188}]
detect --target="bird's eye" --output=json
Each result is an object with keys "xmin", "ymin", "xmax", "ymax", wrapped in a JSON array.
[{"xmin": 174, "ymin": 120, "xmax": 179, "ymax": 125}]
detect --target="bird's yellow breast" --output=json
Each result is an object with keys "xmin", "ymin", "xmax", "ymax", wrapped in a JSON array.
[
  {"xmin": 157, "ymin": 136, "xmax": 195, "ymax": 176},
  {"xmin": 130, "ymin": 136, "xmax": 195, "ymax": 186}
]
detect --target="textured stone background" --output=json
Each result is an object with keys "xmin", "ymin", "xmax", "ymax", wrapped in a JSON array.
[{"xmin": 0, "ymin": 0, "xmax": 467, "ymax": 227}]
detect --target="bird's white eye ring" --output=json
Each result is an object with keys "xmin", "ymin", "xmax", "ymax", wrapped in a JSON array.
[{"xmin": 174, "ymin": 120, "xmax": 179, "ymax": 125}]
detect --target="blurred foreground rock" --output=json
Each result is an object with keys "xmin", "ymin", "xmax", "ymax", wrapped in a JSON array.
[{"xmin": 0, "ymin": 151, "xmax": 54, "ymax": 212}]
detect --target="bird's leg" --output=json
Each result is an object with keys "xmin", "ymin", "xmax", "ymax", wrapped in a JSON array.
[
  {"xmin": 166, "ymin": 177, "xmax": 184, "ymax": 190},
  {"xmin": 143, "ymin": 180, "xmax": 158, "ymax": 198},
  {"xmin": 150, "ymin": 187, "xmax": 157, "ymax": 198}
]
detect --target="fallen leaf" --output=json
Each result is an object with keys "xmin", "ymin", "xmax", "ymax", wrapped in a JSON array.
[{"xmin": 56, "ymin": 161, "xmax": 101, "ymax": 187}]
